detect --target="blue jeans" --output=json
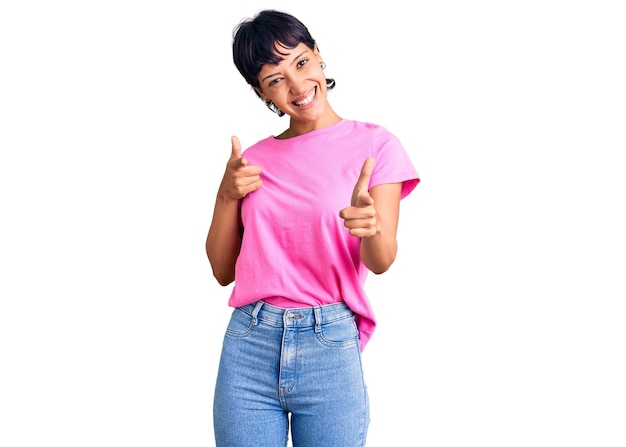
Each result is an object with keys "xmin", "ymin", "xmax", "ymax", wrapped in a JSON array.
[{"xmin": 213, "ymin": 301, "xmax": 370, "ymax": 447}]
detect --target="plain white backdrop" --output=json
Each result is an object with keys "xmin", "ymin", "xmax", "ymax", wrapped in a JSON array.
[{"xmin": 1, "ymin": 1, "xmax": 625, "ymax": 446}]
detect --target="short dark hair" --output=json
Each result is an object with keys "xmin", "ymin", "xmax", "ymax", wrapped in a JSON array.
[{"xmin": 232, "ymin": 9, "xmax": 335, "ymax": 95}]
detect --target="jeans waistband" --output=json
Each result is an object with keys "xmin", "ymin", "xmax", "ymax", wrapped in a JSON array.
[{"xmin": 238, "ymin": 301, "xmax": 354, "ymax": 328}]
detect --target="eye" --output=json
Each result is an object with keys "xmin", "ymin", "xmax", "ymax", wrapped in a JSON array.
[
  {"xmin": 297, "ymin": 58, "xmax": 309, "ymax": 68},
  {"xmin": 268, "ymin": 77, "xmax": 282, "ymax": 87}
]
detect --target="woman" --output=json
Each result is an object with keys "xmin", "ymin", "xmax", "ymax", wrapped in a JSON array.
[{"xmin": 206, "ymin": 9, "xmax": 419, "ymax": 447}]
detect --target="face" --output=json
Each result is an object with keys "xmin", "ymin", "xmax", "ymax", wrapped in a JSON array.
[{"xmin": 256, "ymin": 42, "xmax": 328, "ymax": 122}]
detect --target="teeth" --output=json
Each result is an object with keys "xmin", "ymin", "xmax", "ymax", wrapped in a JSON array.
[{"xmin": 294, "ymin": 88, "xmax": 315, "ymax": 106}]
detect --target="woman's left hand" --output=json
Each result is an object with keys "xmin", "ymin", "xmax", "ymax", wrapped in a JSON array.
[{"xmin": 339, "ymin": 158, "xmax": 379, "ymax": 238}]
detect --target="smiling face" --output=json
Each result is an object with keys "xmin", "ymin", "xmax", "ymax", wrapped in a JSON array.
[{"xmin": 255, "ymin": 42, "xmax": 339, "ymax": 133}]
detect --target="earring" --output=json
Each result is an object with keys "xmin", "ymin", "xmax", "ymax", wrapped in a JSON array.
[
  {"xmin": 265, "ymin": 100, "xmax": 285, "ymax": 117},
  {"xmin": 321, "ymin": 62, "xmax": 326, "ymax": 69}
]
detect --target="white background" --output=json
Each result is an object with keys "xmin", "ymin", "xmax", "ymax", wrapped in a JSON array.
[{"xmin": 1, "ymin": 1, "xmax": 625, "ymax": 446}]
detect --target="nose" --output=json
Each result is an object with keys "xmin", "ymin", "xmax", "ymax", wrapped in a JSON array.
[{"xmin": 289, "ymin": 78, "xmax": 307, "ymax": 96}]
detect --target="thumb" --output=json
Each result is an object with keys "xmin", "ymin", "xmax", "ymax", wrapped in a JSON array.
[
  {"xmin": 230, "ymin": 135, "xmax": 247, "ymax": 167},
  {"xmin": 230, "ymin": 135, "xmax": 242, "ymax": 159},
  {"xmin": 355, "ymin": 157, "xmax": 375, "ymax": 190},
  {"xmin": 351, "ymin": 157, "xmax": 375, "ymax": 205}
]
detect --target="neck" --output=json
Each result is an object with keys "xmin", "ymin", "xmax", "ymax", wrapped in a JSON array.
[{"xmin": 278, "ymin": 107, "xmax": 342, "ymax": 139}]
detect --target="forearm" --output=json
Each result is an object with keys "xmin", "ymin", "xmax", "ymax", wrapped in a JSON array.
[
  {"xmin": 206, "ymin": 192, "xmax": 242, "ymax": 286},
  {"xmin": 206, "ymin": 139, "xmax": 263, "ymax": 285},
  {"xmin": 359, "ymin": 220, "xmax": 398, "ymax": 274},
  {"xmin": 358, "ymin": 182, "xmax": 402, "ymax": 274}
]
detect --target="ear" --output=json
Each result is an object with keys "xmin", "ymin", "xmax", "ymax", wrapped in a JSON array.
[{"xmin": 313, "ymin": 44, "xmax": 323, "ymax": 64}]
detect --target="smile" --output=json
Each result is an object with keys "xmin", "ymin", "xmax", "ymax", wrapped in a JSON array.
[{"xmin": 292, "ymin": 87, "xmax": 316, "ymax": 107}]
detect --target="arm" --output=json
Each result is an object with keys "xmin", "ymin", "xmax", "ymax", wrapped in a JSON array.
[
  {"xmin": 339, "ymin": 158, "xmax": 402, "ymax": 274},
  {"xmin": 359, "ymin": 182, "xmax": 401, "ymax": 274},
  {"xmin": 206, "ymin": 136, "xmax": 262, "ymax": 285},
  {"xmin": 206, "ymin": 192, "xmax": 242, "ymax": 286}
]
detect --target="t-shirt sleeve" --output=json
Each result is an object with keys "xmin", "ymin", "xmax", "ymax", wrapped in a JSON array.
[{"xmin": 369, "ymin": 127, "xmax": 420, "ymax": 199}]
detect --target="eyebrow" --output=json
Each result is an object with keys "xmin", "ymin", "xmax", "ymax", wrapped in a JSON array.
[{"xmin": 260, "ymin": 50, "xmax": 309, "ymax": 83}]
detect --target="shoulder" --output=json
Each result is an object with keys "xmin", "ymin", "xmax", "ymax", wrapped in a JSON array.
[
  {"xmin": 241, "ymin": 135, "xmax": 276, "ymax": 156},
  {"xmin": 342, "ymin": 119, "xmax": 400, "ymax": 144},
  {"xmin": 342, "ymin": 119, "xmax": 390, "ymax": 134}
]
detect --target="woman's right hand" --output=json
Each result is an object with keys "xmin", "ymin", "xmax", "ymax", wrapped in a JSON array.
[{"xmin": 219, "ymin": 135, "xmax": 262, "ymax": 200}]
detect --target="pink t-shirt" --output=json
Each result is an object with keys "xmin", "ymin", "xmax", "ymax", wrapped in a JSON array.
[{"xmin": 229, "ymin": 119, "xmax": 420, "ymax": 350}]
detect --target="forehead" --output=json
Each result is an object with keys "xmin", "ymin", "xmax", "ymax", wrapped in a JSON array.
[{"xmin": 267, "ymin": 42, "xmax": 311, "ymax": 65}]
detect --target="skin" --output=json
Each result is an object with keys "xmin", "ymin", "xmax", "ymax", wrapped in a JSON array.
[{"xmin": 206, "ymin": 42, "xmax": 402, "ymax": 285}]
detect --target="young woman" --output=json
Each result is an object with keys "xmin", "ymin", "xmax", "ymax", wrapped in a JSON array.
[{"xmin": 206, "ymin": 9, "xmax": 420, "ymax": 447}]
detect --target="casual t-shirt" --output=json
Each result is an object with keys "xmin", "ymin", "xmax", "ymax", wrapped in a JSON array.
[{"xmin": 228, "ymin": 119, "xmax": 420, "ymax": 350}]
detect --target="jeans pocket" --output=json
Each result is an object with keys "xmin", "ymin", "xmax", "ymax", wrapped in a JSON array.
[
  {"xmin": 316, "ymin": 315, "xmax": 359, "ymax": 348},
  {"xmin": 224, "ymin": 308, "xmax": 254, "ymax": 338}
]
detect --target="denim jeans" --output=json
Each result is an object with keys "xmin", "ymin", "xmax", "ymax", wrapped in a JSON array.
[{"xmin": 213, "ymin": 301, "xmax": 370, "ymax": 447}]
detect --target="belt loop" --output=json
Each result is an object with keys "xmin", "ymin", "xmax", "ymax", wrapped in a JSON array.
[
  {"xmin": 251, "ymin": 301, "xmax": 264, "ymax": 326},
  {"xmin": 314, "ymin": 307, "xmax": 322, "ymax": 333}
]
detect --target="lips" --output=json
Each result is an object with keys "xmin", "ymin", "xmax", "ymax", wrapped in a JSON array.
[{"xmin": 292, "ymin": 87, "xmax": 316, "ymax": 107}]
